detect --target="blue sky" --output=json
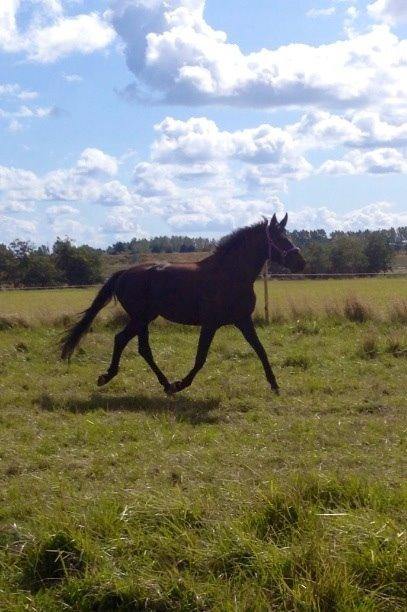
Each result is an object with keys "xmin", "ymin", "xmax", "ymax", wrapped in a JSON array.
[{"xmin": 1, "ymin": 0, "xmax": 406, "ymax": 246}]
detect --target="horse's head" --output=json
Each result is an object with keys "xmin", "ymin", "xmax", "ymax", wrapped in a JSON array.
[{"xmin": 267, "ymin": 214, "xmax": 305, "ymax": 273}]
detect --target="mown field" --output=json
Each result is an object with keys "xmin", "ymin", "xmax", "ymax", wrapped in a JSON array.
[{"xmin": 0, "ymin": 279, "xmax": 406, "ymax": 610}]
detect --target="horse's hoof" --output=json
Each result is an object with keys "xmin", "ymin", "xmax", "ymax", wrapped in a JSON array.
[
  {"xmin": 271, "ymin": 385, "xmax": 280, "ymax": 395},
  {"xmin": 164, "ymin": 384, "xmax": 175, "ymax": 396},
  {"xmin": 97, "ymin": 374, "xmax": 109, "ymax": 386},
  {"xmin": 164, "ymin": 381, "xmax": 183, "ymax": 395}
]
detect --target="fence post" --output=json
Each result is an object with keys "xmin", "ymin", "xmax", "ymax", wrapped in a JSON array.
[{"xmin": 263, "ymin": 263, "xmax": 270, "ymax": 324}]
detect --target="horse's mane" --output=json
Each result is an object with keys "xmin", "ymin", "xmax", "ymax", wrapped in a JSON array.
[{"xmin": 214, "ymin": 220, "xmax": 267, "ymax": 257}]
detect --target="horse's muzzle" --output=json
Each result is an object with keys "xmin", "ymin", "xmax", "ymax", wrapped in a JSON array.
[{"xmin": 285, "ymin": 250, "xmax": 306, "ymax": 273}]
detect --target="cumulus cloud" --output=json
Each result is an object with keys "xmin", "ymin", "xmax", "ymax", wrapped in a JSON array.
[
  {"xmin": 133, "ymin": 161, "xmax": 177, "ymax": 197},
  {"xmin": 110, "ymin": 0, "xmax": 407, "ymax": 116},
  {"xmin": 76, "ymin": 147, "xmax": 118, "ymax": 178},
  {"xmin": 102, "ymin": 206, "xmax": 147, "ymax": 236},
  {"xmin": 367, "ymin": 0, "xmax": 407, "ymax": 25},
  {"xmin": 290, "ymin": 110, "xmax": 407, "ymax": 149},
  {"xmin": 290, "ymin": 201, "xmax": 407, "ymax": 231},
  {"xmin": 319, "ymin": 147, "xmax": 407, "ymax": 174},
  {"xmin": 0, "ymin": 148, "xmax": 140, "ymax": 209},
  {"xmin": 0, "ymin": 1, "xmax": 115, "ymax": 62},
  {"xmin": 152, "ymin": 116, "xmax": 312, "ymax": 186},
  {"xmin": 0, "ymin": 214, "xmax": 37, "ymax": 241}
]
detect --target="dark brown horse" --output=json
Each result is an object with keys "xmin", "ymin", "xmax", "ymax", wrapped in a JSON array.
[{"xmin": 61, "ymin": 214, "xmax": 305, "ymax": 394}]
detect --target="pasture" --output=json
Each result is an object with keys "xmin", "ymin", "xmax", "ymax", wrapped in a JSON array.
[{"xmin": 0, "ymin": 278, "xmax": 406, "ymax": 610}]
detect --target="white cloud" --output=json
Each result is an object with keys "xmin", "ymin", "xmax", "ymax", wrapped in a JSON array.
[
  {"xmin": 133, "ymin": 161, "xmax": 177, "ymax": 197},
  {"xmin": 0, "ymin": 148, "xmax": 134, "ymax": 209},
  {"xmin": 0, "ymin": 83, "xmax": 38, "ymax": 100},
  {"xmin": 111, "ymin": 0, "xmax": 407, "ymax": 116},
  {"xmin": 367, "ymin": 0, "xmax": 407, "ymax": 25},
  {"xmin": 0, "ymin": 200, "xmax": 34, "ymax": 213},
  {"xmin": 0, "ymin": 214, "xmax": 37, "ymax": 241},
  {"xmin": 290, "ymin": 201, "xmax": 407, "ymax": 231},
  {"xmin": 102, "ymin": 206, "xmax": 147, "ymax": 237},
  {"xmin": 26, "ymin": 13, "xmax": 116, "ymax": 63},
  {"xmin": 290, "ymin": 110, "xmax": 407, "ymax": 149},
  {"xmin": 306, "ymin": 8, "xmax": 336, "ymax": 18},
  {"xmin": 0, "ymin": 1, "xmax": 115, "ymax": 62},
  {"xmin": 94, "ymin": 180, "xmax": 140, "ymax": 208},
  {"xmin": 46, "ymin": 204, "xmax": 79, "ymax": 216},
  {"xmin": 76, "ymin": 148, "xmax": 118, "ymax": 178},
  {"xmin": 63, "ymin": 73, "xmax": 83, "ymax": 83},
  {"xmin": 152, "ymin": 116, "xmax": 312, "ymax": 184},
  {"xmin": 319, "ymin": 147, "xmax": 407, "ymax": 174}
]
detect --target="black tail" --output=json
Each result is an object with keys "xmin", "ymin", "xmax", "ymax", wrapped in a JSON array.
[{"xmin": 60, "ymin": 270, "xmax": 124, "ymax": 361}]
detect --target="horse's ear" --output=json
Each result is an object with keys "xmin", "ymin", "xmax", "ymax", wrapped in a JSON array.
[
  {"xmin": 270, "ymin": 213, "xmax": 277, "ymax": 227},
  {"xmin": 279, "ymin": 213, "xmax": 288, "ymax": 229}
]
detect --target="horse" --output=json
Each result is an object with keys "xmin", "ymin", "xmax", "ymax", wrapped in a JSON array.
[{"xmin": 61, "ymin": 214, "xmax": 305, "ymax": 395}]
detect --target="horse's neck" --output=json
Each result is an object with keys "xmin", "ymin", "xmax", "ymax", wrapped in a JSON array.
[{"xmin": 219, "ymin": 247, "xmax": 266, "ymax": 283}]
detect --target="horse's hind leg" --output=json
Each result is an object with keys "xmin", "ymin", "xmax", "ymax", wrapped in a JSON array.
[
  {"xmin": 166, "ymin": 324, "xmax": 218, "ymax": 394},
  {"xmin": 138, "ymin": 324, "xmax": 171, "ymax": 393},
  {"xmin": 97, "ymin": 321, "xmax": 138, "ymax": 386}
]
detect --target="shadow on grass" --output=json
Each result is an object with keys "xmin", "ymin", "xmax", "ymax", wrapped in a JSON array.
[{"xmin": 36, "ymin": 392, "xmax": 221, "ymax": 425}]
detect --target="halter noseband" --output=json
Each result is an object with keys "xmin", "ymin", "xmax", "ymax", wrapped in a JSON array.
[{"xmin": 266, "ymin": 228, "xmax": 300, "ymax": 264}]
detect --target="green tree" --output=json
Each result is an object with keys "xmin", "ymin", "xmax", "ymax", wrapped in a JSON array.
[
  {"xmin": 329, "ymin": 235, "xmax": 369, "ymax": 273},
  {"xmin": 20, "ymin": 254, "xmax": 61, "ymax": 287},
  {"xmin": 364, "ymin": 232, "xmax": 393, "ymax": 272},
  {"xmin": 53, "ymin": 239, "xmax": 103, "ymax": 285},
  {"xmin": 303, "ymin": 242, "xmax": 330, "ymax": 274},
  {"xmin": 0, "ymin": 244, "xmax": 16, "ymax": 284}
]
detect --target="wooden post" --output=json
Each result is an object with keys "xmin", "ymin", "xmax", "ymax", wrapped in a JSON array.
[{"xmin": 263, "ymin": 262, "xmax": 270, "ymax": 324}]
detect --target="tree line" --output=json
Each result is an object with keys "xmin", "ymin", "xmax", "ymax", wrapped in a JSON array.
[
  {"xmin": 276, "ymin": 227, "xmax": 406, "ymax": 275},
  {"xmin": 0, "ymin": 227, "xmax": 405, "ymax": 287},
  {"xmin": 0, "ymin": 239, "xmax": 103, "ymax": 287}
]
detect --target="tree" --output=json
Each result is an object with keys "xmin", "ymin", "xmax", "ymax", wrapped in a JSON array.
[
  {"xmin": 0, "ymin": 244, "xmax": 16, "ymax": 284},
  {"xmin": 20, "ymin": 254, "xmax": 61, "ymax": 287},
  {"xmin": 53, "ymin": 238, "xmax": 103, "ymax": 285},
  {"xmin": 364, "ymin": 232, "xmax": 393, "ymax": 272},
  {"xmin": 107, "ymin": 241, "xmax": 129, "ymax": 254},
  {"xmin": 9, "ymin": 239, "xmax": 34, "ymax": 260},
  {"xmin": 329, "ymin": 235, "xmax": 369, "ymax": 273},
  {"xmin": 303, "ymin": 242, "xmax": 330, "ymax": 274}
]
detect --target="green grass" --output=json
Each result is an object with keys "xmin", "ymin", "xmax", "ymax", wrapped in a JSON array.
[
  {"xmin": 0, "ymin": 276, "xmax": 406, "ymax": 325},
  {"xmin": 0, "ymin": 282, "xmax": 406, "ymax": 609}
]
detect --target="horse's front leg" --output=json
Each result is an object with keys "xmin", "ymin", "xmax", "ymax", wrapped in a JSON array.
[
  {"xmin": 235, "ymin": 317, "xmax": 279, "ymax": 393},
  {"xmin": 167, "ymin": 324, "xmax": 218, "ymax": 394}
]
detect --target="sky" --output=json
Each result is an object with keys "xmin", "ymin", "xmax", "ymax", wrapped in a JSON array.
[{"xmin": 0, "ymin": 0, "xmax": 406, "ymax": 247}]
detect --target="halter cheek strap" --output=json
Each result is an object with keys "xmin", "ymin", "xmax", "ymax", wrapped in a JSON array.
[{"xmin": 267, "ymin": 230, "xmax": 300, "ymax": 263}]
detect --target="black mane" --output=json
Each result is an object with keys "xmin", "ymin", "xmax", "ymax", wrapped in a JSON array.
[{"xmin": 215, "ymin": 220, "xmax": 267, "ymax": 257}]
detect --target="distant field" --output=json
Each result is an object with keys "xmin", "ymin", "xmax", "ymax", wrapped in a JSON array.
[
  {"xmin": 393, "ymin": 250, "xmax": 407, "ymax": 272},
  {"xmin": 0, "ymin": 277, "xmax": 405, "ymax": 325}
]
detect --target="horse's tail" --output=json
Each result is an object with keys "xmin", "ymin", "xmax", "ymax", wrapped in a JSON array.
[{"xmin": 60, "ymin": 270, "xmax": 124, "ymax": 361}]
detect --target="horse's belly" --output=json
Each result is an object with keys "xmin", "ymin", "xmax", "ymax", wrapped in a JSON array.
[{"xmin": 156, "ymin": 295, "xmax": 201, "ymax": 326}]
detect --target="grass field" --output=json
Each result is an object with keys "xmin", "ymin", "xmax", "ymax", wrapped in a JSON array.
[
  {"xmin": 0, "ymin": 277, "xmax": 406, "ymax": 326},
  {"xmin": 0, "ymin": 281, "xmax": 406, "ymax": 610}
]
